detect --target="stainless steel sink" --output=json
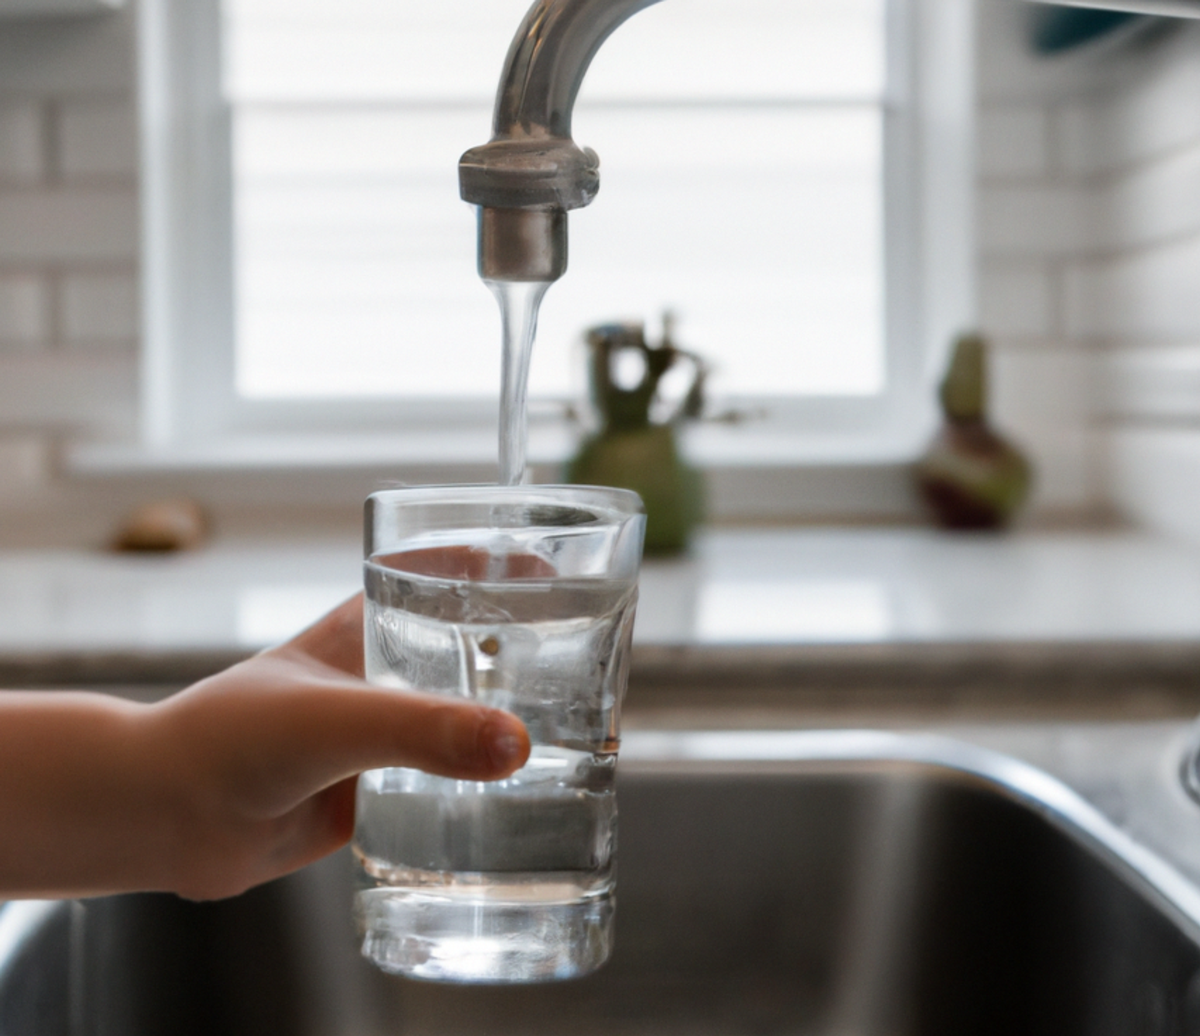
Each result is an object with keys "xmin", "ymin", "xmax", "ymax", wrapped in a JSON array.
[{"xmin": 3, "ymin": 731, "xmax": 1200, "ymax": 1036}]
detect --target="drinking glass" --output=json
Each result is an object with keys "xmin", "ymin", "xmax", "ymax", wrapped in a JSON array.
[{"xmin": 355, "ymin": 484, "xmax": 645, "ymax": 983}]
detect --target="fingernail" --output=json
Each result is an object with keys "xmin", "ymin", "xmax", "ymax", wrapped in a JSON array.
[{"xmin": 483, "ymin": 719, "xmax": 527, "ymax": 772}]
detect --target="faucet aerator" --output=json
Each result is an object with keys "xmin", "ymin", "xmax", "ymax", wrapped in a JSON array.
[
  {"xmin": 459, "ymin": 0, "xmax": 661, "ymax": 284},
  {"xmin": 476, "ymin": 207, "xmax": 569, "ymax": 284}
]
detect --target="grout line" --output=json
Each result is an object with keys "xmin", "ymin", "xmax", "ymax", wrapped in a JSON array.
[
  {"xmin": 1097, "ymin": 415, "xmax": 1200, "ymax": 432},
  {"xmin": 1067, "ymin": 226, "xmax": 1200, "ymax": 266},
  {"xmin": 37, "ymin": 266, "xmax": 54, "ymax": 353},
  {"xmin": 1046, "ymin": 100, "xmax": 1065, "ymax": 180},
  {"xmin": 45, "ymin": 269, "xmax": 64, "ymax": 353},
  {"xmin": 0, "ymin": 181, "xmax": 136, "ymax": 196},
  {"xmin": 1046, "ymin": 260, "xmax": 1066, "ymax": 342},
  {"xmin": 41, "ymin": 97, "xmax": 60, "ymax": 188},
  {"xmin": 977, "ymin": 172, "xmax": 1075, "ymax": 190},
  {"xmin": 985, "ymin": 338, "xmax": 1089, "ymax": 355},
  {"xmin": 1056, "ymin": 133, "xmax": 1200, "ymax": 190},
  {"xmin": 982, "ymin": 222, "xmax": 1200, "ymax": 267},
  {"xmin": 1077, "ymin": 338, "xmax": 1200, "ymax": 354}
]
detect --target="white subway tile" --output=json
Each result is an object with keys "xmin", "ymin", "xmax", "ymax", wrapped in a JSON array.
[
  {"xmin": 1107, "ymin": 427, "xmax": 1200, "ymax": 544},
  {"xmin": 1101, "ymin": 344, "xmax": 1200, "ymax": 420},
  {"xmin": 0, "ymin": 434, "xmax": 49, "ymax": 500},
  {"xmin": 978, "ymin": 183, "xmax": 1094, "ymax": 258},
  {"xmin": 1056, "ymin": 99, "xmax": 1109, "ymax": 179},
  {"xmin": 1017, "ymin": 428, "xmax": 1097, "ymax": 512},
  {"xmin": 58, "ymin": 98, "xmax": 136, "ymax": 180},
  {"xmin": 0, "ymin": 102, "xmax": 44, "ymax": 183},
  {"xmin": 1101, "ymin": 26, "xmax": 1200, "ymax": 171},
  {"xmin": 978, "ymin": 106, "xmax": 1049, "ymax": 180},
  {"xmin": 0, "ymin": 274, "xmax": 47, "ymax": 347},
  {"xmin": 1090, "ymin": 141, "xmax": 1200, "ymax": 253},
  {"xmin": 0, "ymin": 189, "xmax": 136, "ymax": 262},
  {"xmin": 0, "ymin": 6, "xmax": 133, "ymax": 94},
  {"xmin": 1051, "ymin": 26, "xmax": 1200, "ymax": 178},
  {"xmin": 1063, "ymin": 264, "xmax": 1103, "ymax": 340},
  {"xmin": 989, "ymin": 347, "xmax": 1099, "ymax": 510},
  {"xmin": 1066, "ymin": 235, "xmax": 1200, "ymax": 341},
  {"xmin": 62, "ymin": 272, "xmax": 137, "ymax": 344},
  {"xmin": 991, "ymin": 346, "xmax": 1094, "ymax": 426},
  {"xmin": 979, "ymin": 263, "xmax": 1055, "ymax": 338},
  {"xmin": 0, "ymin": 352, "xmax": 135, "ymax": 431}
]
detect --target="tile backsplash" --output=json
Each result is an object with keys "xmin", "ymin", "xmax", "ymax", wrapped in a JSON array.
[
  {"xmin": 975, "ymin": 3, "xmax": 1200, "ymax": 533},
  {"xmin": 0, "ymin": 6, "xmax": 139, "ymax": 540},
  {"xmin": 975, "ymin": 0, "xmax": 1106, "ymax": 518},
  {"xmin": 0, "ymin": 1, "xmax": 1197, "ymax": 544}
]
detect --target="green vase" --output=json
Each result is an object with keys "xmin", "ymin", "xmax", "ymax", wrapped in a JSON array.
[
  {"xmin": 567, "ymin": 424, "xmax": 703, "ymax": 555},
  {"xmin": 564, "ymin": 319, "xmax": 706, "ymax": 555}
]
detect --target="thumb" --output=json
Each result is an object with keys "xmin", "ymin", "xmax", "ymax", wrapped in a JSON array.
[{"xmin": 161, "ymin": 648, "xmax": 531, "ymax": 820}]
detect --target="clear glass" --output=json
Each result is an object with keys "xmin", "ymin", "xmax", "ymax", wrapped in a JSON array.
[{"xmin": 355, "ymin": 484, "xmax": 646, "ymax": 983}]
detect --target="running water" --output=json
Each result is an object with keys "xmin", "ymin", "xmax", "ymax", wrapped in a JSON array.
[{"xmin": 489, "ymin": 279, "xmax": 550, "ymax": 486}]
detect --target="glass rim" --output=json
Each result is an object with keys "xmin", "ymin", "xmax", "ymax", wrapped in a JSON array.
[{"xmin": 366, "ymin": 483, "xmax": 644, "ymax": 517}]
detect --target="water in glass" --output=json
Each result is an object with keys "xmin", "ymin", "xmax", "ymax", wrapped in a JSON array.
[{"xmin": 356, "ymin": 541, "xmax": 637, "ymax": 982}]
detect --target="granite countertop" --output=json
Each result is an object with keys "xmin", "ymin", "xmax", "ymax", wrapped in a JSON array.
[{"xmin": 3, "ymin": 526, "xmax": 1200, "ymax": 717}]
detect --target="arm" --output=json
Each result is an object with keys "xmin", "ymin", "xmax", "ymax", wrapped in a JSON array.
[{"xmin": 0, "ymin": 595, "xmax": 529, "ymax": 901}]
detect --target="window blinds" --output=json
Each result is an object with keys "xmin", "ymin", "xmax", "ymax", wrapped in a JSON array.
[{"xmin": 224, "ymin": 0, "xmax": 886, "ymax": 400}]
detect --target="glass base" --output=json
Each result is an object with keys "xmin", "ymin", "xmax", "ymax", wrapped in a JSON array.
[{"xmin": 356, "ymin": 886, "xmax": 614, "ymax": 984}]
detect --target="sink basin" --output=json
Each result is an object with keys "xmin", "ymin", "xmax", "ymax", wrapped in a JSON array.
[{"xmin": 3, "ymin": 731, "xmax": 1200, "ymax": 1035}]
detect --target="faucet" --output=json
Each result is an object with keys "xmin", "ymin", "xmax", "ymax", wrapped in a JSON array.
[
  {"xmin": 460, "ymin": 0, "xmax": 1200, "ymax": 286},
  {"xmin": 458, "ymin": 0, "xmax": 662, "ymax": 283}
]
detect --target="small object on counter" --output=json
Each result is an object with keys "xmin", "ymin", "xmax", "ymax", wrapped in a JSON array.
[
  {"xmin": 566, "ymin": 313, "xmax": 705, "ymax": 555},
  {"xmin": 111, "ymin": 497, "xmax": 210, "ymax": 553},
  {"xmin": 914, "ymin": 333, "xmax": 1032, "ymax": 531}
]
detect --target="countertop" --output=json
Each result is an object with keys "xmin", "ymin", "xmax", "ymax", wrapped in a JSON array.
[
  {"xmin": 7, "ymin": 525, "xmax": 1200, "ymax": 651},
  {"xmin": 2, "ymin": 526, "xmax": 1200, "ymax": 717},
  {"xmin": 4, "ymin": 525, "xmax": 1200, "ymax": 912}
]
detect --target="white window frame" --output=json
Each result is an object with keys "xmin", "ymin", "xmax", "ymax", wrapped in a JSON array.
[{"xmin": 136, "ymin": 0, "xmax": 974, "ymax": 470}]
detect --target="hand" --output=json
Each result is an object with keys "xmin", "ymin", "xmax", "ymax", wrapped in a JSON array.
[{"xmin": 0, "ymin": 595, "xmax": 529, "ymax": 901}]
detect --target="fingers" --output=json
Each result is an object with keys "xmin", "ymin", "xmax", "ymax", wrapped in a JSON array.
[
  {"xmin": 157, "ymin": 591, "xmax": 535, "ymax": 898},
  {"xmin": 252, "ymin": 675, "xmax": 530, "ymax": 813},
  {"xmin": 167, "ymin": 775, "xmax": 360, "ymax": 901},
  {"xmin": 272, "ymin": 776, "xmax": 360, "ymax": 874},
  {"xmin": 268, "ymin": 647, "xmax": 531, "ymax": 781},
  {"xmin": 264, "ymin": 594, "xmax": 531, "ymax": 793},
  {"xmin": 158, "ymin": 667, "xmax": 532, "ymax": 896},
  {"xmin": 161, "ymin": 648, "xmax": 530, "ymax": 821},
  {"xmin": 288, "ymin": 594, "xmax": 365, "ymax": 677}
]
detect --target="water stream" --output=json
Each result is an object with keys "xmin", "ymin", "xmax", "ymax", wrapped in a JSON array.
[{"xmin": 489, "ymin": 279, "xmax": 551, "ymax": 487}]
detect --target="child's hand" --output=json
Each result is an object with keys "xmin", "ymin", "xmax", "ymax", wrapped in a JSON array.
[{"xmin": 0, "ymin": 595, "xmax": 529, "ymax": 901}]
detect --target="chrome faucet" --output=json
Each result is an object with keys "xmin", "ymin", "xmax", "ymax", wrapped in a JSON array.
[
  {"xmin": 458, "ymin": 0, "xmax": 662, "ymax": 283},
  {"xmin": 458, "ymin": 0, "xmax": 1200, "ymax": 285}
]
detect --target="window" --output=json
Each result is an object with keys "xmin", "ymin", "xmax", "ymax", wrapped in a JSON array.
[{"xmin": 138, "ymin": 0, "xmax": 974, "ymax": 464}]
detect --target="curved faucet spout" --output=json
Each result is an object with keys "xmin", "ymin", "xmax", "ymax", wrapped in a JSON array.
[
  {"xmin": 490, "ymin": 0, "xmax": 662, "ymax": 141},
  {"xmin": 459, "ymin": 0, "xmax": 662, "ymax": 282}
]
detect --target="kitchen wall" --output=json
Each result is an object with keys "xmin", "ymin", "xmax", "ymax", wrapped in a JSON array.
[
  {"xmin": 0, "ymin": 7, "xmax": 139, "ymax": 540},
  {"xmin": 974, "ymin": 0, "xmax": 1111, "ymax": 520},
  {"xmin": 977, "ymin": 4, "xmax": 1200, "ymax": 538},
  {"xmin": 0, "ymin": 1, "xmax": 1192, "ymax": 546},
  {"xmin": 1064, "ymin": 21, "xmax": 1200, "ymax": 543}
]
